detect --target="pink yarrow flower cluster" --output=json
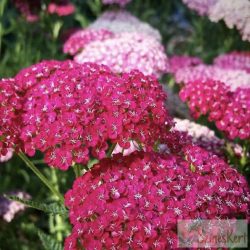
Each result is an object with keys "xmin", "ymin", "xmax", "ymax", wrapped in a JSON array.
[
  {"xmin": 182, "ymin": 0, "xmax": 250, "ymax": 41},
  {"xmin": 209, "ymin": 0, "xmax": 250, "ymax": 41},
  {"xmin": 3, "ymin": 60, "xmax": 173, "ymax": 170},
  {"xmin": 179, "ymin": 80, "xmax": 250, "ymax": 140},
  {"xmin": 174, "ymin": 64, "xmax": 250, "ymax": 91},
  {"xmin": 182, "ymin": 0, "xmax": 217, "ymax": 15},
  {"xmin": 12, "ymin": 0, "xmax": 41, "ymax": 22},
  {"xmin": 74, "ymin": 32, "xmax": 169, "ymax": 77},
  {"xmin": 169, "ymin": 55, "xmax": 203, "ymax": 74},
  {"xmin": 12, "ymin": 0, "xmax": 75, "ymax": 21},
  {"xmin": 65, "ymin": 147, "xmax": 250, "ymax": 250},
  {"xmin": 63, "ymin": 29, "xmax": 114, "ymax": 56},
  {"xmin": 0, "ymin": 78, "xmax": 22, "ymax": 155},
  {"xmin": 47, "ymin": 0, "xmax": 75, "ymax": 16},
  {"xmin": 89, "ymin": 10, "xmax": 162, "ymax": 41},
  {"xmin": 101, "ymin": 0, "xmax": 132, "ymax": 7},
  {"xmin": 214, "ymin": 51, "xmax": 250, "ymax": 73}
]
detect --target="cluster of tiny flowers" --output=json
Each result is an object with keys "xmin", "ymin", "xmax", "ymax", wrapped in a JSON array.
[
  {"xmin": 47, "ymin": 0, "xmax": 75, "ymax": 16},
  {"xmin": 209, "ymin": 0, "xmax": 250, "ymax": 41},
  {"xmin": 89, "ymin": 10, "xmax": 162, "ymax": 41},
  {"xmin": 74, "ymin": 32, "xmax": 169, "ymax": 77},
  {"xmin": 11, "ymin": 60, "xmax": 172, "ymax": 170},
  {"xmin": 12, "ymin": 0, "xmax": 75, "ymax": 21},
  {"xmin": 182, "ymin": 0, "xmax": 216, "ymax": 15},
  {"xmin": 0, "ymin": 149, "xmax": 14, "ymax": 163},
  {"xmin": 174, "ymin": 118, "xmax": 224, "ymax": 155},
  {"xmin": 0, "ymin": 191, "xmax": 31, "ymax": 222},
  {"xmin": 63, "ymin": 29, "xmax": 114, "ymax": 56},
  {"xmin": 101, "ymin": 0, "xmax": 132, "ymax": 7},
  {"xmin": 179, "ymin": 80, "xmax": 250, "ymax": 140},
  {"xmin": 214, "ymin": 51, "xmax": 250, "ymax": 73},
  {"xmin": 12, "ymin": 0, "xmax": 40, "ymax": 22},
  {"xmin": 169, "ymin": 55, "xmax": 203, "ymax": 74},
  {"xmin": 64, "ymin": 147, "xmax": 250, "ymax": 250},
  {"xmin": 174, "ymin": 64, "xmax": 250, "ymax": 91},
  {"xmin": 0, "ymin": 78, "xmax": 22, "ymax": 155},
  {"xmin": 182, "ymin": 0, "xmax": 250, "ymax": 41}
]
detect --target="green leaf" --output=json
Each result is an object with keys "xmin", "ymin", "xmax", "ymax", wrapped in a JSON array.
[
  {"xmin": 4, "ymin": 195, "xmax": 67, "ymax": 216},
  {"xmin": 38, "ymin": 230, "xmax": 63, "ymax": 250}
]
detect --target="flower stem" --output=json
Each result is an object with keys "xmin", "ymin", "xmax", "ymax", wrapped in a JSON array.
[
  {"xmin": 0, "ymin": 0, "xmax": 7, "ymax": 57},
  {"xmin": 18, "ymin": 151, "xmax": 64, "ymax": 204},
  {"xmin": 106, "ymin": 143, "xmax": 116, "ymax": 158},
  {"xmin": 73, "ymin": 164, "xmax": 82, "ymax": 178}
]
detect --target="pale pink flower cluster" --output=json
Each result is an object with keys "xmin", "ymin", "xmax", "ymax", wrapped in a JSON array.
[
  {"xmin": 169, "ymin": 55, "xmax": 203, "ymax": 73},
  {"xmin": 214, "ymin": 51, "xmax": 250, "ymax": 73},
  {"xmin": 182, "ymin": 0, "xmax": 250, "ymax": 41},
  {"xmin": 174, "ymin": 64, "xmax": 250, "ymax": 91},
  {"xmin": 101, "ymin": 0, "xmax": 132, "ymax": 7},
  {"xmin": 182, "ymin": 0, "xmax": 216, "ymax": 15},
  {"xmin": 89, "ymin": 10, "xmax": 162, "ymax": 41},
  {"xmin": 0, "ymin": 191, "xmax": 31, "ymax": 222},
  {"xmin": 209, "ymin": 0, "xmax": 250, "ymax": 41},
  {"xmin": 74, "ymin": 32, "xmax": 169, "ymax": 77}
]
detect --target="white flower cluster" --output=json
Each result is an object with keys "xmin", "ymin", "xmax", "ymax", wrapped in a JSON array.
[
  {"xmin": 89, "ymin": 10, "xmax": 162, "ymax": 41},
  {"xmin": 182, "ymin": 0, "xmax": 250, "ymax": 41}
]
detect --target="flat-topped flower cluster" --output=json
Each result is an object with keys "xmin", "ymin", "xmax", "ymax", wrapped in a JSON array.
[
  {"xmin": 0, "ymin": 60, "xmax": 173, "ymax": 170},
  {"xmin": 101, "ymin": 0, "xmax": 132, "ymax": 7},
  {"xmin": 182, "ymin": 0, "xmax": 250, "ymax": 41},
  {"xmin": 12, "ymin": 0, "xmax": 75, "ymax": 22},
  {"xmin": 179, "ymin": 80, "xmax": 250, "ymax": 140},
  {"xmin": 63, "ymin": 11, "xmax": 168, "ymax": 77},
  {"xmin": 65, "ymin": 146, "xmax": 250, "ymax": 250},
  {"xmin": 170, "ymin": 53, "xmax": 250, "ymax": 140}
]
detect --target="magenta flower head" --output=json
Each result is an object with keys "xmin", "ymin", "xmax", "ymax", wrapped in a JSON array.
[
  {"xmin": 101, "ymin": 0, "xmax": 132, "ymax": 7},
  {"xmin": 64, "ymin": 146, "xmax": 250, "ymax": 249},
  {"xmin": 6, "ymin": 60, "xmax": 173, "ymax": 170},
  {"xmin": 0, "ymin": 78, "xmax": 22, "ymax": 155},
  {"xmin": 12, "ymin": 0, "xmax": 41, "ymax": 22},
  {"xmin": 179, "ymin": 79, "xmax": 250, "ymax": 140},
  {"xmin": 74, "ymin": 32, "xmax": 169, "ymax": 77},
  {"xmin": 214, "ymin": 51, "xmax": 250, "ymax": 73},
  {"xmin": 47, "ymin": 0, "xmax": 75, "ymax": 16}
]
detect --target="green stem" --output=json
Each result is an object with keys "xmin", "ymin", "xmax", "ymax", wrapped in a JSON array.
[
  {"xmin": 31, "ymin": 159, "xmax": 45, "ymax": 164},
  {"xmin": 106, "ymin": 143, "xmax": 116, "ymax": 158},
  {"xmin": 18, "ymin": 152, "xmax": 64, "ymax": 204},
  {"xmin": 50, "ymin": 168, "xmax": 63, "ymax": 242},
  {"xmin": 0, "ymin": 0, "xmax": 7, "ymax": 57},
  {"xmin": 73, "ymin": 164, "xmax": 82, "ymax": 178}
]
